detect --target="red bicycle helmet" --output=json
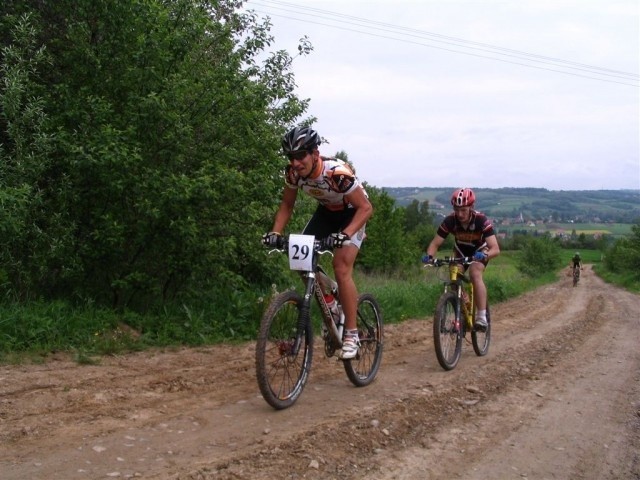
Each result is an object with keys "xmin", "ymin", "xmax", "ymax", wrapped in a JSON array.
[{"xmin": 451, "ymin": 188, "xmax": 476, "ymax": 207}]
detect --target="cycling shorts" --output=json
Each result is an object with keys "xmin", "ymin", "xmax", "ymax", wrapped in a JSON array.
[{"xmin": 303, "ymin": 206, "xmax": 366, "ymax": 249}]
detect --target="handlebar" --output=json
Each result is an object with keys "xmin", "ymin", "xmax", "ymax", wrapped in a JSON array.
[
  {"xmin": 267, "ymin": 235, "xmax": 337, "ymax": 255},
  {"xmin": 426, "ymin": 256, "xmax": 473, "ymax": 267}
]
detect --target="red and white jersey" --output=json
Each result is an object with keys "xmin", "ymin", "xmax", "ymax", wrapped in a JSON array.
[{"xmin": 284, "ymin": 157, "xmax": 363, "ymax": 211}]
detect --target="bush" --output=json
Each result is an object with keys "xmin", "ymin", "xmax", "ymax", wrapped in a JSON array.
[{"xmin": 516, "ymin": 236, "xmax": 562, "ymax": 277}]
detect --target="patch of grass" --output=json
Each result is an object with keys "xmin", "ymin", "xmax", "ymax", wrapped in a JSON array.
[
  {"xmin": 592, "ymin": 265, "xmax": 640, "ymax": 293},
  {"xmin": 0, "ymin": 250, "xmax": 614, "ymax": 363}
]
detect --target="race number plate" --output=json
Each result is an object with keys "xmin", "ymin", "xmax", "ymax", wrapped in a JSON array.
[{"xmin": 288, "ymin": 234, "xmax": 315, "ymax": 271}]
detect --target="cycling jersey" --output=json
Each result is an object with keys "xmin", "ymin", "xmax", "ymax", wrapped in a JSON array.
[
  {"xmin": 572, "ymin": 256, "xmax": 581, "ymax": 268},
  {"xmin": 436, "ymin": 210, "xmax": 496, "ymax": 258},
  {"xmin": 285, "ymin": 157, "xmax": 367, "ymax": 248},
  {"xmin": 285, "ymin": 157, "xmax": 361, "ymax": 212}
]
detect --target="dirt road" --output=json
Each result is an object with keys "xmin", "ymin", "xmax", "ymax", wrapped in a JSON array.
[{"xmin": 1, "ymin": 266, "xmax": 639, "ymax": 479}]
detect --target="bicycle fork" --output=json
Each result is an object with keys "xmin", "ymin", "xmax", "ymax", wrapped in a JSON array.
[
  {"xmin": 293, "ymin": 272, "xmax": 344, "ymax": 356},
  {"xmin": 292, "ymin": 273, "xmax": 316, "ymax": 356}
]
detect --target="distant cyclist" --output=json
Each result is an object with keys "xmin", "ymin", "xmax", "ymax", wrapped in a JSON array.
[
  {"xmin": 422, "ymin": 188, "xmax": 500, "ymax": 331},
  {"xmin": 571, "ymin": 252, "xmax": 583, "ymax": 274}
]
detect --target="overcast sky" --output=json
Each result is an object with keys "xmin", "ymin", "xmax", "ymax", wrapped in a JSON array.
[{"xmin": 244, "ymin": 0, "xmax": 639, "ymax": 191}]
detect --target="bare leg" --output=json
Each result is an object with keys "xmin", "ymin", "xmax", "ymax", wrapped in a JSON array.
[
  {"xmin": 332, "ymin": 244, "xmax": 359, "ymax": 331},
  {"xmin": 469, "ymin": 262, "xmax": 487, "ymax": 311}
]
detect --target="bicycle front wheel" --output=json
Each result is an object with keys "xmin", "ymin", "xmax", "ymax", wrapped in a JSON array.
[
  {"xmin": 343, "ymin": 293, "xmax": 384, "ymax": 387},
  {"xmin": 255, "ymin": 290, "xmax": 313, "ymax": 410},
  {"xmin": 472, "ymin": 304, "xmax": 491, "ymax": 356},
  {"xmin": 433, "ymin": 292, "xmax": 463, "ymax": 371}
]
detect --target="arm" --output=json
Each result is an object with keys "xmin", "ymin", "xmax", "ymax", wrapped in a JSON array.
[
  {"xmin": 341, "ymin": 186, "xmax": 373, "ymax": 238},
  {"xmin": 269, "ymin": 187, "xmax": 298, "ymax": 234},
  {"xmin": 426, "ymin": 234, "xmax": 446, "ymax": 258},
  {"xmin": 483, "ymin": 235, "xmax": 500, "ymax": 260}
]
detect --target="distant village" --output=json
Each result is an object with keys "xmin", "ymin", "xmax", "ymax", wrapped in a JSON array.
[{"xmin": 429, "ymin": 201, "xmax": 612, "ymax": 241}]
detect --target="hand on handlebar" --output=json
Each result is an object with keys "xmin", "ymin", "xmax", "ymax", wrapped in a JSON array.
[
  {"xmin": 262, "ymin": 231, "xmax": 282, "ymax": 248},
  {"xmin": 327, "ymin": 232, "xmax": 350, "ymax": 248},
  {"xmin": 473, "ymin": 251, "xmax": 487, "ymax": 262},
  {"xmin": 421, "ymin": 254, "xmax": 434, "ymax": 264}
]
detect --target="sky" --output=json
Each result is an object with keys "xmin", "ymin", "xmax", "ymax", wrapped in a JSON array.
[{"xmin": 243, "ymin": 0, "xmax": 639, "ymax": 191}]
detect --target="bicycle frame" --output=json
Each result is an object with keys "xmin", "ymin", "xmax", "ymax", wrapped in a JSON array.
[
  {"xmin": 299, "ymin": 264, "xmax": 344, "ymax": 354},
  {"xmin": 271, "ymin": 236, "xmax": 343, "ymax": 357},
  {"xmin": 445, "ymin": 262, "xmax": 475, "ymax": 332}
]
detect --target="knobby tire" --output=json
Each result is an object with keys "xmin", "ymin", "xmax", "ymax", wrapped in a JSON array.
[
  {"xmin": 343, "ymin": 293, "xmax": 384, "ymax": 387},
  {"xmin": 255, "ymin": 291, "xmax": 313, "ymax": 410},
  {"xmin": 433, "ymin": 291, "xmax": 463, "ymax": 371},
  {"xmin": 472, "ymin": 304, "xmax": 491, "ymax": 356}
]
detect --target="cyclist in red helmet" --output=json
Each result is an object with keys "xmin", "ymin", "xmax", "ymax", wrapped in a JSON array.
[
  {"xmin": 262, "ymin": 126, "xmax": 373, "ymax": 359},
  {"xmin": 422, "ymin": 188, "xmax": 500, "ymax": 331}
]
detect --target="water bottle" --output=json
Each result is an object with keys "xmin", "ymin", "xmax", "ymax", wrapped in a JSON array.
[{"xmin": 324, "ymin": 292, "xmax": 342, "ymax": 325}]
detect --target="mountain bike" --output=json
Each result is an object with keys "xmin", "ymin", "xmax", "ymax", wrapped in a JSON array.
[
  {"xmin": 572, "ymin": 266, "xmax": 581, "ymax": 287},
  {"xmin": 427, "ymin": 256, "xmax": 490, "ymax": 371},
  {"xmin": 255, "ymin": 234, "xmax": 384, "ymax": 410}
]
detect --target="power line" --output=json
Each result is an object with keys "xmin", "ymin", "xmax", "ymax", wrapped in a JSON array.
[{"xmin": 247, "ymin": 0, "xmax": 639, "ymax": 87}]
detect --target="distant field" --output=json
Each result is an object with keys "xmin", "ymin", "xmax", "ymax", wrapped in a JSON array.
[
  {"xmin": 385, "ymin": 187, "xmax": 640, "ymax": 225},
  {"xmin": 497, "ymin": 222, "xmax": 632, "ymax": 238}
]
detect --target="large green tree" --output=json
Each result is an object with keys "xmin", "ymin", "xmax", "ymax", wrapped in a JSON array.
[{"xmin": 0, "ymin": 0, "xmax": 311, "ymax": 309}]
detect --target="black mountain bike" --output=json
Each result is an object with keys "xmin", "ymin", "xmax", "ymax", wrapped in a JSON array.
[{"xmin": 255, "ymin": 234, "xmax": 384, "ymax": 410}]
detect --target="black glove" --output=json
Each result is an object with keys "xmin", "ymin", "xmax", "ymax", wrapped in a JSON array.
[
  {"xmin": 328, "ymin": 232, "xmax": 350, "ymax": 248},
  {"xmin": 262, "ymin": 232, "xmax": 282, "ymax": 248}
]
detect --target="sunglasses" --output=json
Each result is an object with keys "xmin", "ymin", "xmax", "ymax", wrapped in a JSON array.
[{"xmin": 287, "ymin": 151, "xmax": 308, "ymax": 162}]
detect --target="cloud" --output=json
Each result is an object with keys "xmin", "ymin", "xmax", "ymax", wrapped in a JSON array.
[{"xmin": 251, "ymin": 0, "xmax": 639, "ymax": 190}]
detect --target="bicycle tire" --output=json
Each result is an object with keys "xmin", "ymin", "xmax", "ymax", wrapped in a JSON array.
[
  {"xmin": 344, "ymin": 293, "xmax": 384, "ymax": 387},
  {"xmin": 433, "ymin": 291, "xmax": 463, "ymax": 371},
  {"xmin": 255, "ymin": 290, "xmax": 313, "ymax": 410},
  {"xmin": 573, "ymin": 270, "xmax": 580, "ymax": 287},
  {"xmin": 472, "ymin": 304, "xmax": 491, "ymax": 356}
]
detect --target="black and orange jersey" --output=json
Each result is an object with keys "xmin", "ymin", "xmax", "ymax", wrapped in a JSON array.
[
  {"xmin": 436, "ymin": 210, "xmax": 495, "ymax": 257},
  {"xmin": 284, "ymin": 157, "xmax": 363, "ymax": 211}
]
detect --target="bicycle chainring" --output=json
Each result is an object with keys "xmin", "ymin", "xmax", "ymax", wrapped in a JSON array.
[{"xmin": 324, "ymin": 337, "xmax": 339, "ymax": 357}]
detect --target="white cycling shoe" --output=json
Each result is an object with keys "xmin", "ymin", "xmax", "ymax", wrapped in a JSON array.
[{"xmin": 339, "ymin": 335, "xmax": 360, "ymax": 359}]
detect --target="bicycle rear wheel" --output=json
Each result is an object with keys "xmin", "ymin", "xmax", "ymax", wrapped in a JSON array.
[
  {"xmin": 433, "ymin": 292, "xmax": 463, "ymax": 371},
  {"xmin": 472, "ymin": 304, "xmax": 491, "ymax": 356},
  {"xmin": 343, "ymin": 293, "xmax": 384, "ymax": 387},
  {"xmin": 255, "ymin": 291, "xmax": 313, "ymax": 410}
]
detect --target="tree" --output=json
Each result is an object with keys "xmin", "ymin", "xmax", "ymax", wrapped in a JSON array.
[
  {"xmin": 0, "ymin": 0, "xmax": 312, "ymax": 309},
  {"xmin": 358, "ymin": 186, "xmax": 411, "ymax": 272}
]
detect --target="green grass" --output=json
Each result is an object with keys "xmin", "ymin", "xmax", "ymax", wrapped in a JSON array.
[
  {"xmin": 0, "ymin": 249, "xmax": 629, "ymax": 363},
  {"xmin": 498, "ymin": 223, "xmax": 632, "ymax": 238},
  {"xmin": 592, "ymin": 264, "xmax": 640, "ymax": 293},
  {"xmin": 355, "ymin": 251, "xmax": 555, "ymax": 326}
]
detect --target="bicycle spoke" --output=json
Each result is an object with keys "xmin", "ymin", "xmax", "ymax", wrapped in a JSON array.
[
  {"xmin": 256, "ymin": 291, "xmax": 313, "ymax": 409},
  {"xmin": 343, "ymin": 293, "xmax": 383, "ymax": 386}
]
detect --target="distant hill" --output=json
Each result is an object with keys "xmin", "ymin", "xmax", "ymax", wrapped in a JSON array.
[{"xmin": 383, "ymin": 187, "xmax": 640, "ymax": 224}]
